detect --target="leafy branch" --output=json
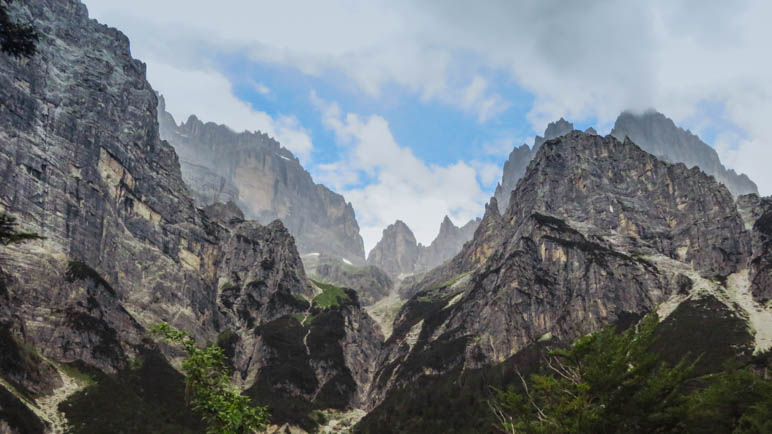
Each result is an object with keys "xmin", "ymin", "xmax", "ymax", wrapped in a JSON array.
[{"xmin": 151, "ymin": 322, "xmax": 270, "ymax": 434}]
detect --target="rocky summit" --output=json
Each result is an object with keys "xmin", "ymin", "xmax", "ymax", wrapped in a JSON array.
[
  {"xmin": 611, "ymin": 110, "xmax": 758, "ymax": 197},
  {"xmin": 0, "ymin": 1, "xmax": 379, "ymax": 432},
  {"xmin": 157, "ymin": 98, "xmax": 366, "ymax": 265},
  {"xmin": 1, "ymin": 1, "xmax": 770, "ymax": 433},
  {"xmin": 494, "ymin": 112, "xmax": 758, "ymax": 213},
  {"xmin": 367, "ymin": 217, "xmax": 480, "ymax": 280},
  {"xmin": 360, "ymin": 131, "xmax": 772, "ymax": 431}
]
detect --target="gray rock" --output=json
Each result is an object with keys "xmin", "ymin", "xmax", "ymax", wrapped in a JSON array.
[
  {"xmin": 611, "ymin": 110, "xmax": 758, "ymax": 196},
  {"xmin": 367, "ymin": 217, "xmax": 481, "ymax": 279},
  {"xmin": 493, "ymin": 111, "xmax": 758, "ymax": 214},
  {"xmin": 0, "ymin": 0, "xmax": 382, "ymax": 426},
  {"xmin": 157, "ymin": 98, "xmax": 367, "ymax": 265},
  {"xmin": 369, "ymin": 131, "xmax": 754, "ymax": 409},
  {"xmin": 494, "ymin": 118, "xmax": 574, "ymax": 211},
  {"xmin": 367, "ymin": 221, "xmax": 419, "ymax": 278}
]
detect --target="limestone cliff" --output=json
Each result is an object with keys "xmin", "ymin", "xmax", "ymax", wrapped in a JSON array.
[
  {"xmin": 157, "ymin": 98, "xmax": 366, "ymax": 265},
  {"xmin": 363, "ymin": 132, "xmax": 770, "ymax": 428},
  {"xmin": 611, "ymin": 111, "xmax": 758, "ymax": 196},
  {"xmin": 494, "ymin": 112, "xmax": 758, "ymax": 213},
  {"xmin": 0, "ymin": 1, "xmax": 380, "ymax": 431},
  {"xmin": 367, "ymin": 217, "xmax": 481, "ymax": 279}
]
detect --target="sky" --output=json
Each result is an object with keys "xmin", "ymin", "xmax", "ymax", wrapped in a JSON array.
[{"xmin": 84, "ymin": 0, "xmax": 772, "ymax": 253}]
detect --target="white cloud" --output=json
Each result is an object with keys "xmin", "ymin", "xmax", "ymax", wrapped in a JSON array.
[
  {"xmin": 311, "ymin": 93, "xmax": 489, "ymax": 253},
  {"xmin": 253, "ymin": 82, "xmax": 271, "ymax": 96},
  {"xmin": 84, "ymin": 0, "xmax": 772, "ymax": 193},
  {"xmin": 146, "ymin": 61, "xmax": 313, "ymax": 163},
  {"xmin": 470, "ymin": 161, "xmax": 503, "ymax": 187}
]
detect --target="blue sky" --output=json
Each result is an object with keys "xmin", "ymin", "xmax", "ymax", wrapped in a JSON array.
[{"xmin": 84, "ymin": 0, "xmax": 772, "ymax": 252}]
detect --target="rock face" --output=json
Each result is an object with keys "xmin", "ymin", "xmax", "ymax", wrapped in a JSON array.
[
  {"xmin": 363, "ymin": 132, "xmax": 766, "ymax": 427},
  {"xmin": 493, "ymin": 118, "xmax": 574, "ymax": 211},
  {"xmin": 303, "ymin": 254, "xmax": 394, "ymax": 306},
  {"xmin": 610, "ymin": 111, "xmax": 758, "ymax": 196},
  {"xmin": 494, "ymin": 112, "xmax": 758, "ymax": 213},
  {"xmin": 737, "ymin": 194, "xmax": 772, "ymax": 302},
  {"xmin": 157, "ymin": 98, "xmax": 367, "ymax": 264},
  {"xmin": 367, "ymin": 217, "xmax": 481, "ymax": 279},
  {"xmin": 415, "ymin": 216, "xmax": 481, "ymax": 273},
  {"xmin": 367, "ymin": 221, "xmax": 420, "ymax": 278},
  {"xmin": 0, "ymin": 1, "xmax": 380, "ymax": 431}
]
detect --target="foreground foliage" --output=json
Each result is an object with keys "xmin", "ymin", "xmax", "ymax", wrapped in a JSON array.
[
  {"xmin": 152, "ymin": 322, "xmax": 269, "ymax": 434},
  {"xmin": 492, "ymin": 314, "xmax": 772, "ymax": 433}
]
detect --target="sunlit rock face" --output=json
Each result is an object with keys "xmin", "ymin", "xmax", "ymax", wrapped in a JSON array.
[
  {"xmin": 366, "ymin": 131, "xmax": 758, "ymax": 413},
  {"xmin": 0, "ymin": 1, "xmax": 380, "ymax": 430},
  {"xmin": 494, "ymin": 112, "xmax": 757, "ymax": 215},
  {"xmin": 157, "ymin": 97, "xmax": 366, "ymax": 265}
]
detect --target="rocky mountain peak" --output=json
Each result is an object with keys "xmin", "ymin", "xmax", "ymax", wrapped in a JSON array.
[
  {"xmin": 157, "ymin": 101, "xmax": 366, "ymax": 264},
  {"xmin": 438, "ymin": 215, "xmax": 455, "ymax": 235},
  {"xmin": 610, "ymin": 110, "xmax": 757, "ymax": 196},
  {"xmin": 368, "ymin": 216, "xmax": 482, "ymax": 279},
  {"xmin": 494, "ymin": 118, "xmax": 576, "ymax": 211},
  {"xmin": 537, "ymin": 117, "xmax": 574, "ymax": 147},
  {"xmin": 494, "ymin": 110, "xmax": 758, "ymax": 216},
  {"xmin": 367, "ymin": 131, "xmax": 768, "ymax": 426},
  {"xmin": 367, "ymin": 221, "xmax": 420, "ymax": 277}
]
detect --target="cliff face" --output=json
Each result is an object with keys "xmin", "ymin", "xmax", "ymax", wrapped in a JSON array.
[
  {"xmin": 365, "ymin": 132, "xmax": 769, "ymax": 421},
  {"xmin": 493, "ymin": 118, "xmax": 574, "ymax": 211},
  {"xmin": 367, "ymin": 217, "xmax": 481, "ymax": 279},
  {"xmin": 303, "ymin": 253, "xmax": 394, "ymax": 306},
  {"xmin": 366, "ymin": 221, "xmax": 419, "ymax": 278},
  {"xmin": 157, "ymin": 99, "xmax": 366, "ymax": 265},
  {"xmin": 415, "ymin": 216, "xmax": 481, "ymax": 273},
  {"xmin": 611, "ymin": 111, "xmax": 758, "ymax": 196},
  {"xmin": 0, "ymin": 1, "xmax": 380, "ymax": 431},
  {"xmin": 494, "ymin": 112, "xmax": 758, "ymax": 214}
]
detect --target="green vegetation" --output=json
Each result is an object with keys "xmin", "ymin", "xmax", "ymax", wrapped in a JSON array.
[
  {"xmin": 0, "ymin": 214, "xmax": 43, "ymax": 246},
  {"xmin": 152, "ymin": 322, "xmax": 270, "ymax": 434},
  {"xmin": 60, "ymin": 348, "xmax": 204, "ymax": 433},
  {"xmin": 491, "ymin": 314, "xmax": 772, "ymax": 433},
  {"xmin": 57, "ymin": 362, "xmax": 95, "ymax": 386},
  {"xmin": 310, "ymin": 279, "xmax": 350, "ymax": 308},
  {"xmin": 430, "ymin": 271, "xmax": 470, "ymax": 291}
]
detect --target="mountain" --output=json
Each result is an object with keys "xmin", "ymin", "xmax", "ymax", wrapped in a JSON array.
[
  {"xmin": 611, "ymin": 110, "xmax": 758, "ymax": 196},
  {"xmin": 157, "ymin": 98, "xmax": 366, "ymax": 265},
  {"xmin": 493, "ymin": 111, "xmax": 758, "ymax": 213},
  {"xmin": 367, "ymin": 217, "xmax": 481, "ymax": 279},
  {"xmin": 359, "ymin": 131, "xmax": 771, "ymax": 432},
  {"xmin": 0, "ymin": 1, "xmax": 380, "ymax": 431},
  {"xmin": 493, "ymin": 118, "xmax": 574, "ymax": 210},
  {"xmin": 302, "ymin": 252, "xmax": 393, "ymax": 306}
]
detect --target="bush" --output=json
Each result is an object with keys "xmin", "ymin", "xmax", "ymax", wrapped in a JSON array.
[{"xmin": 152, "ymin": 322, "xmax": 270, "ymax": 434}]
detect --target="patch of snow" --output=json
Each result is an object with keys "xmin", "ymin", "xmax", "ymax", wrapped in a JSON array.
[
  {"xmin": 342, "ymin": 257, "xmax": 353, "ymax": 265},
  {"xmin": 304, "ymin": 252, "xmax": 320, "ymax": 257},
  {"xmin": 279, "ymin": 155, "xmax": 291, "ymax": 161}
]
